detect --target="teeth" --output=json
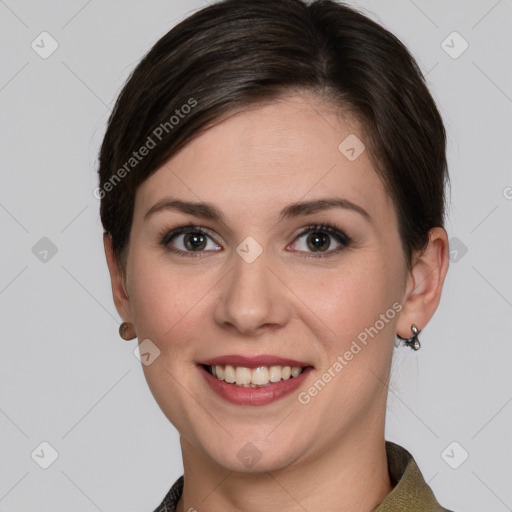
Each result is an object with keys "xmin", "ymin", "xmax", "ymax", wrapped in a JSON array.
[
  {"xmin": 291, "ymin": 367, "xmax": 302, "ymax": 378},
  {"xmin": 269, "ymin": 365, "xmax": 282, "ymax": 382},
  {"xmin": 208, "ymin": 364, "xmax": 304, "ymax": 387},
  {"xmin": 224, "ymin": 365, "xmax": 236, "ymax": 383},
  {"xmin": 235, "ymin": 366, "xmax": 252, "ymax": 386},
  {"xmin": 251, "ymin": 366, "xmax": 269, "ymax": 385}
]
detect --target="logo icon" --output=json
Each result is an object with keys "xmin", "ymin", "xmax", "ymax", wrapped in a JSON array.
[
  {"xmin": 31, "ymin": 441, "xmax": 59, "ymax": 469},
  {"xmin": 448, "ymin": 236, "xmax": 469, "ymax": 263},
  {"xmin": 134, "ymin": 338, "xmax": 161, "ymax": 366},
  {"xmin": 441, "ymin": 32, "xmax": 469, "ymax": 59},
  {"xmin": 237, "ymin": 442, "xmax": 262, "ymax": 468},
  {"xmin": 31, "ymin": 32, "xmax": 59, "ymax": 59},
  {"xmin": 32, "ymin": 237, "xmax": 58, "ymax": 263},
  {"xmin": 236, "ymin": 236, "xmax": 263, "ymax": 264},
  {"xmin": 441, "ymin": 441, "xmax": 469, "ymax": 469},
  {"xmin": 338, "ymin": 134, "xmax": 366, "ymax": 161}
]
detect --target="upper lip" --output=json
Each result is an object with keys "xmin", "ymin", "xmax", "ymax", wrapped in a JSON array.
[{"xmin": 199, "ymin": 354, "xmax": 312, "ymax": 369}]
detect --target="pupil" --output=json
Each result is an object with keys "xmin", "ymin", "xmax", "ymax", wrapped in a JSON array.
[
  {"xmin": 185, "ymin": 233, "xmax": 206, "ymax": 251},
  {"xmin": 307, "ymin": 232, "xmax": 330, "ymax": 251}
]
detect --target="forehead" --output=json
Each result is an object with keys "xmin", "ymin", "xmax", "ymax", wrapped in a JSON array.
[{"xmin": 134, "ymin": 93, "xmax": 393, "ymax": 224}]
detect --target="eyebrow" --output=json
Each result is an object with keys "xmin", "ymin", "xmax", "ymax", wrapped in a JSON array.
[{"xmin": 144, "ymin": 197, "xmax": 372, "ymax": 223}]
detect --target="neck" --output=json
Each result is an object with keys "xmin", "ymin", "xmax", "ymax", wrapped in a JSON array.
[{"xmin": 176, "ymin": 428, "xmax": 392, "ymax": 512}]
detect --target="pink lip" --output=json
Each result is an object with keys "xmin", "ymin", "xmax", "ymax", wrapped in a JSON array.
[
  {"xmin": 199, "ymin": 354, "xmax": 310, "ymax": 369},
  {"xmin": 198, "ymin": 364, "xmax": 313, "ymax": 406}
]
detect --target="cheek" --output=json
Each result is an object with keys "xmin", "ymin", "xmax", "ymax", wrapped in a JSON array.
[
  {"xmin": 295, "ymin": 252, "xmax": 404, "ymax": 348},
  {"xmin": 293, "ymin": 254, "xmax": 401, "ymax": 423},
  {"xmin": 126, "ymin": 253, "xmax": 215, "ymax": 433},
  {"xmin": 126, "ymin": 251, "xmax": 212, "ymax": 355}
]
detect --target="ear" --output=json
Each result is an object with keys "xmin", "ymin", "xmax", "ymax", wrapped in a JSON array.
[
  {"xmin": 397, "ymin": 227, "xmax": 449, "ymax": 338},
  {"xmin": 103, "ymin": 233, "xmax": 132, "ymax": 322}
]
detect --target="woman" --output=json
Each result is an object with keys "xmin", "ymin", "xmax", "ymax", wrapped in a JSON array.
[{"xmin": 98, "ymin": 0, "xmax": 452, "ymax": 510}]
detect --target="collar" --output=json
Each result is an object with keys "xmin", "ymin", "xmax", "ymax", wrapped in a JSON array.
[
  {"xmin": 370, "ymin": 441, "xmax": 453, "ymax": 511},
  {"xmin": 153, "ymin": 441, "xmax": 452, "ymax": 512}
]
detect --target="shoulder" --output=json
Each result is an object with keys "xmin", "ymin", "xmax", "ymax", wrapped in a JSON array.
[
  {"xmin": 152, "ymin": 475, "xmax": 183, "ymax": 512},
  {"xmin": 372, "ymin": 441, "xmax": 454, "ymax": 512}
]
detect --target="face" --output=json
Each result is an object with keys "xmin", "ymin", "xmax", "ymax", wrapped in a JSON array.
[{"xmin": 119, "ymin": 92, "xmax": 412, "ymax": 473}]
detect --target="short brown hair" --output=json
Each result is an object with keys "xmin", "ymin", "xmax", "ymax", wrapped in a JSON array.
[{"xmin": 98, "ymin": 0, "xmax": 448, "ymax": 270}]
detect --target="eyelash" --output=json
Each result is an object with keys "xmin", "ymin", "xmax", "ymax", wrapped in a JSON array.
[{"xmin": 159, "ymin": 223, "xmax": 352, "ymax": 259}]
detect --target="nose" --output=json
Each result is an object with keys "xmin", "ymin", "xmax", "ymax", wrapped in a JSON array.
[{"xmin": 213, "ymin": 246, "xmax": 291, "ymax": 336}]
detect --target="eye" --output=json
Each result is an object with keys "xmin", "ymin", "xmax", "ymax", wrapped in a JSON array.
[
  {"xmin": 289, "ymin": 223, "xmax": 351, "ymax": 257},
  {"xmin": 160, "ymin": 223, "xmax": 351, "ymax": 258},
  {"xmin": 161, "ymin": 226, "xmax": 221, "ymax": 257}
]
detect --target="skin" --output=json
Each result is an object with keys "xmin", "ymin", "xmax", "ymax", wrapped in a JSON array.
[{"xmin": 105, "ymin": 91, "xmax": 449, "ymax": 511}]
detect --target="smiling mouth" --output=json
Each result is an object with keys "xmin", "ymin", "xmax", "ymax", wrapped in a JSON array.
[{"xmin": 202, "ymin": 364, "xmax": 308, "ymax": 387}]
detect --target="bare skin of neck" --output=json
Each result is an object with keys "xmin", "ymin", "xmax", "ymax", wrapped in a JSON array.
[{"xmin": 175, "ymin": 424, "xmax": 392, "ymax": 512}]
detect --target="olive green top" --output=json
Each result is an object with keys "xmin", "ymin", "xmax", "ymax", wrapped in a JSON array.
[{"xmin": 153, "ymin": 441, "xmax": 453, "ymax": 512}]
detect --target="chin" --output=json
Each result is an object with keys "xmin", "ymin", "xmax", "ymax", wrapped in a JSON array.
[{"xmin": 194, "ymin": 428, "xmax": 309, "ymax": 474}]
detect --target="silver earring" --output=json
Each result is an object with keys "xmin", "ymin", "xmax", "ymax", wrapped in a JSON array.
[{"xmin": 396, "ymin": 324, "xmax": 421, "ymax": 350}]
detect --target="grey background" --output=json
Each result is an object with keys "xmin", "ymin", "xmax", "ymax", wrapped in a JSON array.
[{"xmin": 1, "ymin": 0, "xmax": 511, "ymax": 511}]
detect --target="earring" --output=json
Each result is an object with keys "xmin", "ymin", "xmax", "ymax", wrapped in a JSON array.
[
  {"xmin": 119, "ymin": 321, "xmax": 136, "ymax": 340},
  {"xmin": 396, "ymin": 324, "xmax": 421, "ymax": 350}
]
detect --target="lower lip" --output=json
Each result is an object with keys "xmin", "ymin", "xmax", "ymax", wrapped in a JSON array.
[{"xmin": 199, "ymin": 365, "xmax": 312, "ymax": 406}]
